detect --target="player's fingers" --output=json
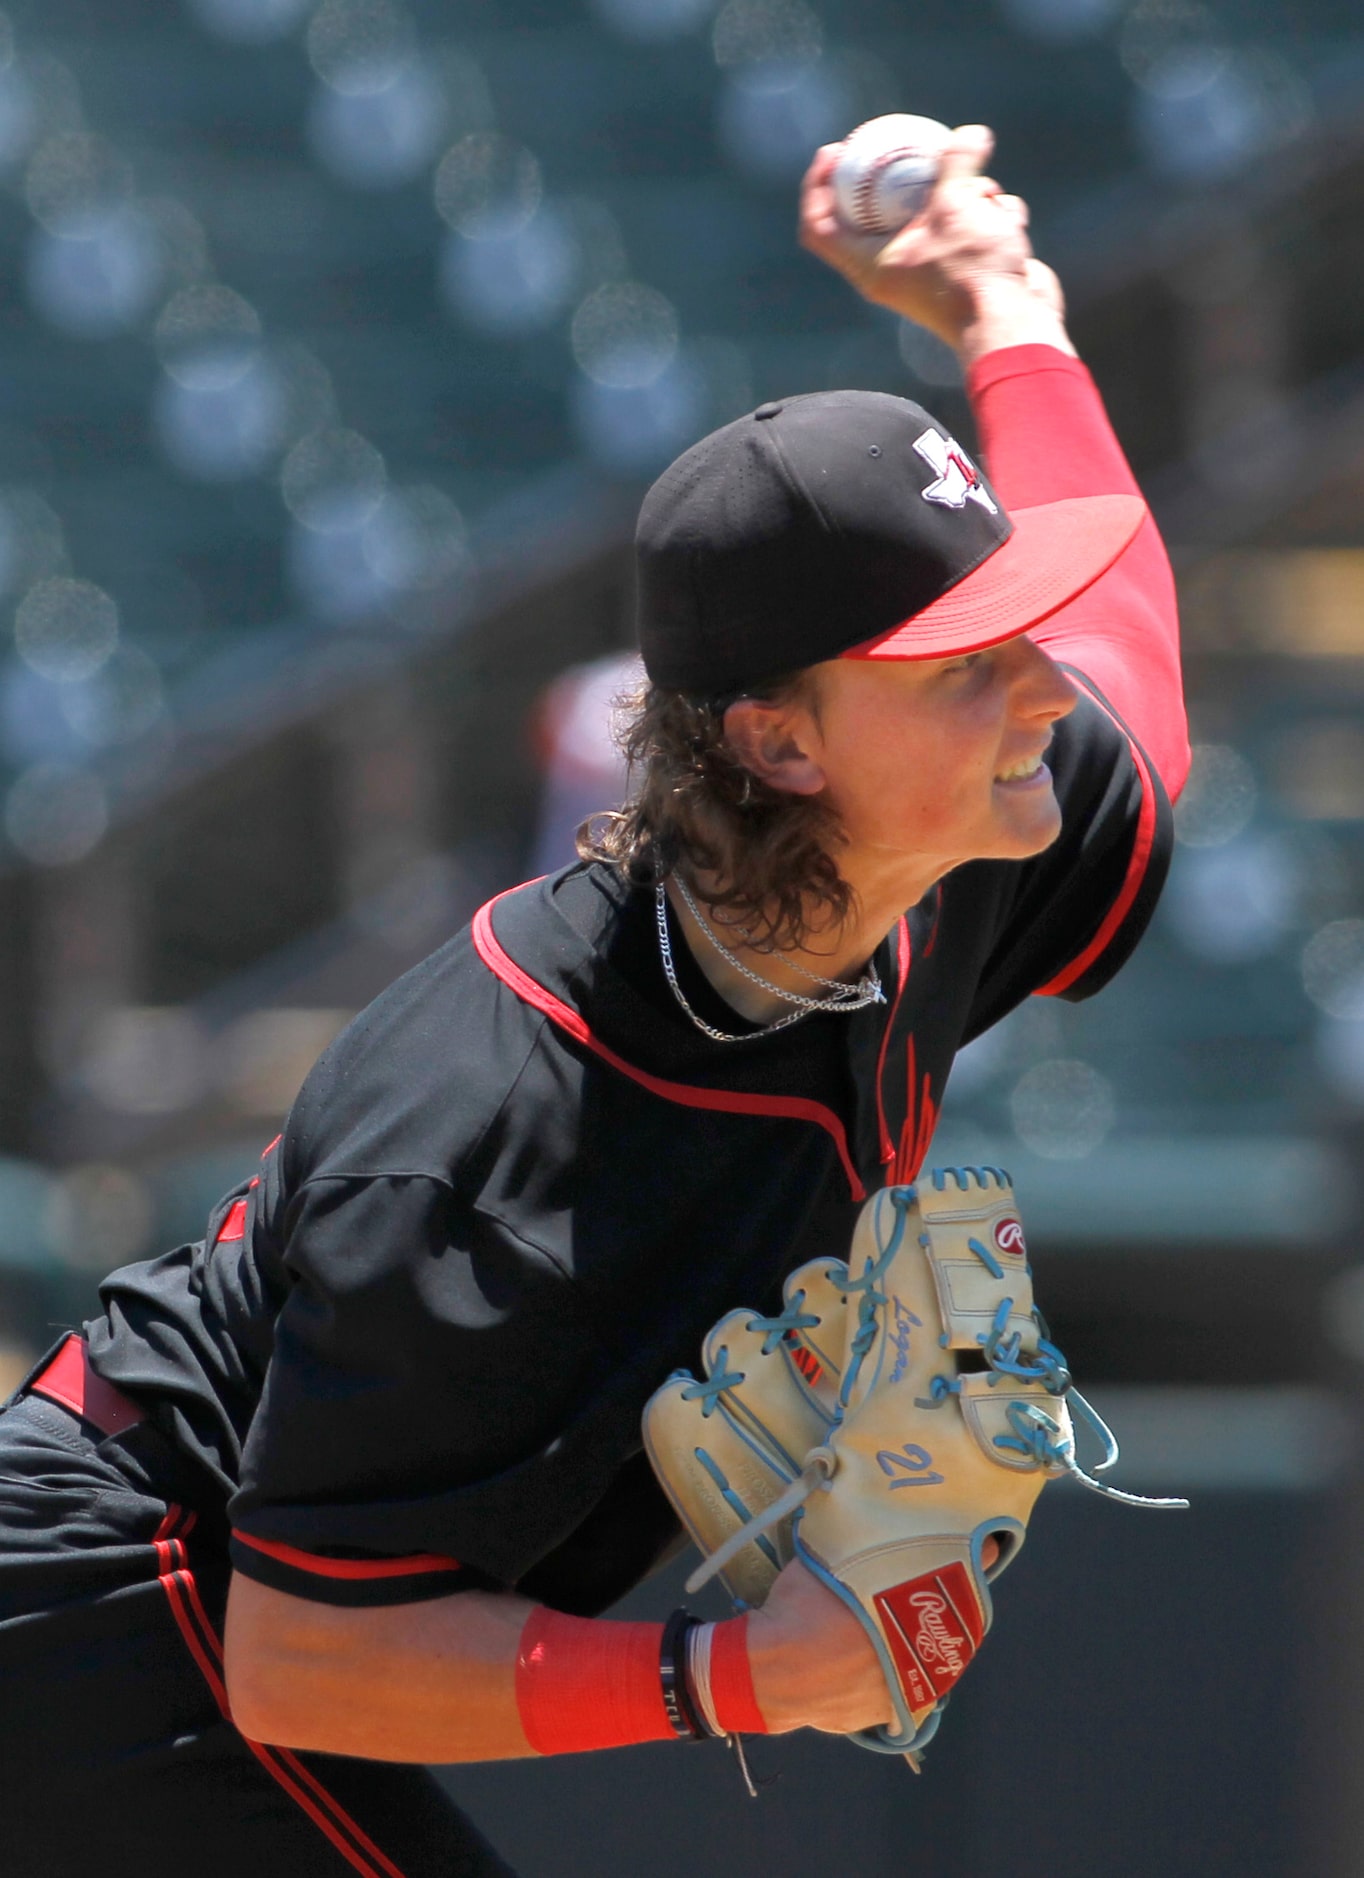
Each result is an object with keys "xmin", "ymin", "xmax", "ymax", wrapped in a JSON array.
[
  {"xmin": 801, "ymin": 142, "xmax": 841, "ymax": 189},
  {"xmin": 797, "ymin": 183, "xmax": 846, "ymax": 255},
  {"xmin": 991, "ymin": 190, "xmax": 1030, "ymax": 229},
  {"xmin": 938, "ymin": 124, "xmax": 994, "ymax": 181}
]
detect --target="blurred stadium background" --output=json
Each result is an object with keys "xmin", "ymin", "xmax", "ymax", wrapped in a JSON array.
[{"xmin": 0, "ymin": 0, "xmax": 1362, "ymax": 1870}]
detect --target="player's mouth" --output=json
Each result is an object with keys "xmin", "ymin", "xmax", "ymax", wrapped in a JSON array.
[{"xmin": 992, "ymin": 756, "xmax": 1050, "ymax": 789}]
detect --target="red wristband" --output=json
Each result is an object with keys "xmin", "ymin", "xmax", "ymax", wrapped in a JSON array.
[
  {"xmin": 708, "ymin": 1614, "xmax": 768, "ymax": 1736},
  {"xmin": 515, "ymin": 1608, "xmax": 672, "ymax": 1756}
]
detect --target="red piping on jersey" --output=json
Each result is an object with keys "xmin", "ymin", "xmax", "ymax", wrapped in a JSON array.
[
  {"xmin": 154, "ymin": 1508, "xmax": 413, "ymax": 1878},
  {"xmin": 472, "ymin": 892, "xmax": 866, "ymax": 1201},
  {"xmin": 873, "ymin": 916, "xmax": 912, "ymax": 1167},
  {"xmin": 217, "ymin": 1198, "xmax": 249, "ymax": 1244},
  {"xmin": 1034, "ymin": 676, "xmax": 1159, "ymax": 997},
  {"xmin": 894, "ymin": 1032, "xmax": 940, "ymax": 1184},
  {"xmin": 233, "ymin": 1530, "xmax": 462, "ymax": 1580}
]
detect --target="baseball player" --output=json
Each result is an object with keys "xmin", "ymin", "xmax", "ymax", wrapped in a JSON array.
[{"xmin": 0, "ymin": 128, "xmax": 1188, "ymax": 1875}]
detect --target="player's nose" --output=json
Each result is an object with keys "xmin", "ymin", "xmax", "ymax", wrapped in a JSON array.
[{"xmin": 1008, "ymin": 635, "xmax": 1078, "ymax": 724}]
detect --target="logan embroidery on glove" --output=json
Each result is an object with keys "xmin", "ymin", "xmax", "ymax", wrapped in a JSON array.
[
  {"xmin": 874, "ymin": 1562, "xmax": 985, "ymax": 1709},
  {"xmin": 888, "ymin": 1298, "xmax": 922, "ymax": 1385}
]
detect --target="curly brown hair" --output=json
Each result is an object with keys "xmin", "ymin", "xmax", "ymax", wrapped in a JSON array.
[{"xmin": 577, "ymin": 671, "xmax": 853, "ymax": 953}]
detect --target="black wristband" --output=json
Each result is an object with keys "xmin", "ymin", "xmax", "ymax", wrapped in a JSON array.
[{"xmin": 660, "ymin": 1608, "xmax": 706, "ymax": 1741}]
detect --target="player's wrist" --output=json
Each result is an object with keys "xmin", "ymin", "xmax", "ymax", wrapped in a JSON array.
[
  {"xmin": 512, "ymin": 1606, "xmax": 768, "ymax": 1756},
  {"xmin": 695, "ymin": 1615, "xmax": 768, "ymax": 1736},
  {"xmin": 515, "ymin": 1608, "xmax": 674, "ymax": 1755},
  {"xmin": 953, "ymin": 276, "xmax": 1076, "ymax": 368}
]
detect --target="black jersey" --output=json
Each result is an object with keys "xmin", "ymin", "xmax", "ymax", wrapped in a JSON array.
[{"xmin": 84, "ymin": 668, "xmax": 1170, "ymax": 1619}]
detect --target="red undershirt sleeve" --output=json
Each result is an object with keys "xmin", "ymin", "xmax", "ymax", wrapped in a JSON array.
[{"xmin": 967, "ymin": 344, "xmax": 1190, "ymax": 802}]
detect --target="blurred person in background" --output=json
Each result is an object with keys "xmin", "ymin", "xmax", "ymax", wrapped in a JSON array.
[
  {"xmin": 528, "ymin": 650, "xmax": 640, "ymax": 878},
  {"xmin": 0, "ymin": 129, "xmax": 1187, "ymax": 1877}
]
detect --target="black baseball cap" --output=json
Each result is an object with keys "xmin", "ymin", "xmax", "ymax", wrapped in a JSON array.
[{"xmin": 635, "ymin": 388, "xmax": 1145, "ymax": 694}]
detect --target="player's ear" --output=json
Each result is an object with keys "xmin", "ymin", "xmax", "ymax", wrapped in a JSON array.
[{"xmin": 723, "ymin": 695, "xmax": 826, "ymax": 797}]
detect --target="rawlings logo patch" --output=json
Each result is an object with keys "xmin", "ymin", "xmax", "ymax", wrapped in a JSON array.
[
  {"xmin": 994, "ymin": 1216, "xmax": 1026, "ymax": 1257},
  {"xmin": 874, "ymin": 1562, "xmax": 984, "ymax": 1711}
]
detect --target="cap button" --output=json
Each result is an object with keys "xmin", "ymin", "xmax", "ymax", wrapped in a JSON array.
[{"xmin": 753, "ymin": 401, "xmax": 783, "ymax": 421}]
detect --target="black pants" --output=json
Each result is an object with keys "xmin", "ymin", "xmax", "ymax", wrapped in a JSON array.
[{"xmin": 0, "ymin": 1385, "xmax": 517, "ymax": 1878}]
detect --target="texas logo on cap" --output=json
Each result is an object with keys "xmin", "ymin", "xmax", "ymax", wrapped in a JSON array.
[{"xmin": 914, "ymin": 430, "xmax": 998, "ymax": 515}]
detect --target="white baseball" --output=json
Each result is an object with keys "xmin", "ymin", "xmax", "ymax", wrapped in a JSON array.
[{"xmin": 830, "ymin": 114, "xmax": 953, "ymax": 237}]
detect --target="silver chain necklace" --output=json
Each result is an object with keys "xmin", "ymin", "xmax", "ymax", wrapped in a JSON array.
[{"xmin": 655, "ymin": 878, "xmax": 885, "ymax": 1044}]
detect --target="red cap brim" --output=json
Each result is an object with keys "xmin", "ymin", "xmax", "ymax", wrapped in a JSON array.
[{"xmin": 841, "ymin": 493, "xmax": 1148, "ymax": 662}]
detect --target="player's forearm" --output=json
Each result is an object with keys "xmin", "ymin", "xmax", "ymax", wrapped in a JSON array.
[{"xmin": 224, "ymin": 1571, "xmax": 536, "ymax": 1762}]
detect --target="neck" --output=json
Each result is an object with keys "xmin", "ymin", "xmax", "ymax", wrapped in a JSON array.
[{"xmin": 665, "ymin": 860, "xmax": 935, "ymax": 1026}]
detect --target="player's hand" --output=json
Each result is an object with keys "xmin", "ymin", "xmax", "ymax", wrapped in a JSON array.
[
  {"xmin": 744, "ymin": 1556, "xmax": 895, "ymax": 1734},
  {"xmin": 798, "ymin": 125, "xmax": 1074, "ymax": 364},
  {"xmin": 744, "ymin": 1536, "xmax": 1001, "ymax": 1735}
]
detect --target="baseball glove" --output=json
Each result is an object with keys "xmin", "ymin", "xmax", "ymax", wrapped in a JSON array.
[{"xmin": 642, "ymin": 1167, "xmax": 1185, "ymax": 1758}]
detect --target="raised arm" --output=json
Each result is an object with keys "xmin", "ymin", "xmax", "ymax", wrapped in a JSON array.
[
  {"xmin": 799, "ymin": 128, "xmax": 1189, "ymax": 799},
  {"xmin": 970, "ymin": 350, "xmax": 1187, "ymax": 797}
]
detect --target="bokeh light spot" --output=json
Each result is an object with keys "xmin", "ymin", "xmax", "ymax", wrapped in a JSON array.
[
  {"xmin": 26, "ymin": 206, "xmax": 164, "ymax": 339},
  {"xmin": 1010, "ymin": 1058, "xmax": 1117, "ymax": 1160},
  {"xmin": 712, "ymin": 0, "xmax": 823, "ymax": 81},
  {"xmin": 1119, "ymin": 0, "xmax": 1220, "ymax": 90},
  {"xmin": 5, "ymin": 761, "xmax": 108, "ymax": 865},
  {"xmin": 281, "ymin": 427, "xmax": 388, "ymax": 533},
  {"xmin": 184, "ymin": 0, "xmax": 312, "ymax": 45},
  {"xmin": 58, "ymin": 645, "xmax": 164, "ymax": 748},
  {"xmin": 155, "ymin": 283, "xmax": 263, "ymax": 391},
  {"xmin": 363, "ymin": 485, "xmax": 468, "ymax": 593},
  {"xmin": 440, "ymin": 204, "xmax": 579, "ymax": 335},
  {"xmin": 717, "ymin": 61, "xmax": 846, "ymax": 177},
  {"xmin": 308, "ymin": 63, "xmax": 447, "ymax": 187},
  {"xmin": 434, "ymin": 133, "xmax": 542, "ymax": 239},
  {"xmin": 997, "ymin": 0, "xmax": 1122, "ymax": 39},
  {"xmin": 1162, "ymin": 834, "xmax": 1298, "ymax": 963},
  {"xmin": 153, "ymin": 352, "xmax": 288, "ymax": 482},
  {"xmin": 0, "ymin": 488, "xmax": 67, "ymax": 598},
  {"xmin": 1173, "ymin": 742, "xmax": 1256, "ymax": 847},
  {"xmin": 1131, "ymin": 48, "xmax": 1311, "ymax": 182},
  {"xmin": 25, "ymin": 132, "xmax": 132, "ymax": 239},
  {"xmin": 571, "ymin": 281, "xmax": 679, "ymax": 389},
  {"xmin": 15, "ymin": 576, "xmax": 118, "ymax": 683},
  {"xmin": 307, "ymin": 0, "xmax": 415, "ymax": 95},
  {"xmin": 570, "ymin": 350, "xmax": 707, "ymax": 472},
  {"xmin": 1302, "ymin": 920, "xmax": 1364, "ymax": 1021},
  {"xmin": 0, "ymin": 54, "xmax": 81, "ymax": 178}
]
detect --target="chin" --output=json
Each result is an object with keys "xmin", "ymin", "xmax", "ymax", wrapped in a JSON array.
[{"xmin": 991, "ymin": 800, "xmax": 1064, "ymax": 860}]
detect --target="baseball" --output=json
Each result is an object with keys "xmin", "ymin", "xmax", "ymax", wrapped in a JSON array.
[{"xmin": 831, "ymin": 114, "xmax": 953, "ymax": 237}]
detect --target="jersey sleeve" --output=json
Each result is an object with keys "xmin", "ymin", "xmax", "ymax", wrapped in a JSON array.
[
  {"xmin": 962, "ymin": 676, "xmax": 1173, "ymax": 1036},
  {"xmin": 227, "ymin": 1170, "xmax": 610, "ymax": 1608},
  {"xmin": 967, "ymin": 344, "xmax": 1190, "ymax": 802}
]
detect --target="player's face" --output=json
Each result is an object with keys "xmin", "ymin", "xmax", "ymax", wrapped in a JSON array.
[{"xmin": 797, "ymin": 634, "xmax": 1078, "ymax": 880}]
